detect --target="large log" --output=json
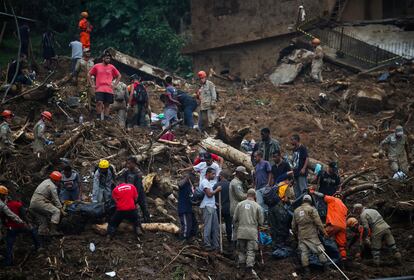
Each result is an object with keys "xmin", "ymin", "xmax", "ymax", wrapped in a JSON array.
[
  {"xmin": 92, "ymin": 222, "xmax": 179, "ymax": 235},
  {"xmin": 201, "ymin": 137, "xmax": 324, "ymax": 173},
  {"xmin": 213, "ymin": 121, "xmax": 250, "ymax": 149}
]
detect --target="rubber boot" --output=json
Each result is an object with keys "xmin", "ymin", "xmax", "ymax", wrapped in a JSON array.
[
  {"xmin": 394, "ymin": 251, "xmax": 402, "ymax": 264},
  {"xmin": 49, "ymin": 224, "xmax": 63, "ymax": 236}
]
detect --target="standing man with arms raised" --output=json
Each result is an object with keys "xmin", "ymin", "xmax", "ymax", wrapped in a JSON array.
[{"xmin": 88, "ymin": 51, "xmax": 121, "ymax": 120}]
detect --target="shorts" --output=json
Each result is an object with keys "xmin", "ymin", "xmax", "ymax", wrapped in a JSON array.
[{"xmin": 96, "ymin": 92, "xmax": 114, "ymax": 104}]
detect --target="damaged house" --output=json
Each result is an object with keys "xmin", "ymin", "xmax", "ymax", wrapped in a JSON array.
[{"xmin": 184, "ymin": 0, "xmax": 414, "ymax": 79}]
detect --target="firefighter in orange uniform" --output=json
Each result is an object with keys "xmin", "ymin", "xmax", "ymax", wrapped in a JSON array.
[{"xmin": 79, "ymin": 12, "xmax": 93, "ymax": 49}]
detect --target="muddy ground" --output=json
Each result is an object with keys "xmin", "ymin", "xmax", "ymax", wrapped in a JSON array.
[{"xmin": 0, "ymin": 58, "xmax": 413, "ymax": 279}]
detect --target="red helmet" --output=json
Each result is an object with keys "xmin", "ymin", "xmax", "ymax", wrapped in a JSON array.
[
  {"xmin": 50, "ymin": 171, "xmax": 62, "ymax": 181},
  {"xmin": 41, "ymin": 111, "xmax": 53, "ymax": 121},
  {"xmin": 197, "ymin": 71, "xmax": 207, "ymax": 79},
  {"xmin": 1, "ymin": 110, "xmax": 14, "ymax": 118}
]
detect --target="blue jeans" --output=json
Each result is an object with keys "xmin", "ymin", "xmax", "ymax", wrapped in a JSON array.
[
  {"xmin": 60, "ymin": 187, "xmax": 80, "ymax": 202},
  {"xmin": 5, "ymin": 228, "xmax": 40, "ymax": 265},
  {"xmin": 183, "ymin": 102, "xmax": 197, "ymax": 128},
  {"xmin": 294, "ymin": 176, "xmax": 308, "ymax": 198},
  {"xmin": 255, "ymin": 188, "xmax": 268, "ymax": 215}
]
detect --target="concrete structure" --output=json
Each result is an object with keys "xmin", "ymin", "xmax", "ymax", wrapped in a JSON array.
[{"xmin": 184, "ymin": 0, "xmax": 414, "ymax": 79}]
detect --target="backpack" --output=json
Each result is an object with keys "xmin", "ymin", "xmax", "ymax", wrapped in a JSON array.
[
  {"xmin": 133, "ymin": 83, "xmax": 148, "ymax": 104},
  {"xmin": 191, "ymin": 187, "xmax": 205, "ymax": 205},
  {"xmin": 263, "ymin": 185, "xmax": 280, "ymax": 207}
]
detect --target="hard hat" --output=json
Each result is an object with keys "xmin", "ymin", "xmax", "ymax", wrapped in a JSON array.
[
  {"xmin": 41, "ymin": 111, "xmax": 53, "ymax": 121},
  {"xmin": 1, "ymin": 110, "xmax": 14, "ymax": 118},
  {"xmin": 197, "ymin": 71, "xmax": 207, "ymax": 79},
  {"xmin": 347, "ymin": 217, "xmax": 358, "ymax": 227},
  {"xmin": 278, "ymin": 182, "xmax": 289, "ymax": 199},
  {"xmin": 99, "ymin": 159, "xmax": 110, "ymax": 169},
  {"xmin": 81, "ymin": 12, "xmax": 89, "ymax": 18},
  {"xmin": 312, "ymin": 38, "xmax": 321, "ymax": 45},
  {"xmin": 50, "ymin": 171, "xmax": 62, "ymax": 181},
  {"xmin": 0, "ymin": 185, "xmax": 9, "ymax": 195}
]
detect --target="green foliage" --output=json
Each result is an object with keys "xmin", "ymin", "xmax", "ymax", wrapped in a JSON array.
[{"xmin": 8, "ymin": 0, "xmax": 191, "ymax": 74}]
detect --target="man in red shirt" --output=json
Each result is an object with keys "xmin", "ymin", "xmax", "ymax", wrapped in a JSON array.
[
  {"xmin": 88, "ymin": 51, "xmax": 121, "ymax": 120},
  {"xmin": 107, "ymin": 183, "xmax": 141, "ymax": 239}
]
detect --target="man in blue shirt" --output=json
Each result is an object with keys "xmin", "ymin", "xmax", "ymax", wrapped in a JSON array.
[{"xmin": 253, "ymin": 151, "xmax": 272, "ymax": 213}]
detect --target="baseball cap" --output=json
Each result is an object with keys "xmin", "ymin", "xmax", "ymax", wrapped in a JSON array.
[
  {"xmin": 247, "ymin": 188, "xmax": 256, "ymax": 196},
  {"xmin": 234, "ymin": 166, "xmax": 249, "ymax": 175}
]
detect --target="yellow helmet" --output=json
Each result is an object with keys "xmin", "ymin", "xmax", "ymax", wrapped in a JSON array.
[
  {"xmin": 99, "ymin": 159, "xmax": 110, "ymax": 169},
  {"xmin": 278, "ymin": 182, "xmax": 289, "ymax": 199},
  {"xmin": 0, "ymin": 185, "xmax": 9, "ymax": 195},
  {"xmin": 347, "ymin": 217, "xmax": 359, "ymax": 227}
]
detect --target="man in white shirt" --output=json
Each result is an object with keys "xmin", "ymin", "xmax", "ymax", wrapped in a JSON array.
[
  {"xmin": 200, "ymin": 167, "xmax": 222, "ymax": 251},
  {"xmin": 193, "ymin": 153, "xmax": 221, "ymax": 187},
  {"xmin": 69, "ymin": 37, "xmax": 83, "ymax": 77}
]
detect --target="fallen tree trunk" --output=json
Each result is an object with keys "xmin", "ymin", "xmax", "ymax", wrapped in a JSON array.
[
  {"xmin": 213, "ymin": 121, "xmax": 250, "ymax": 149},
  {"xmin": 201, "ymin": 137, "xmax": 324, "ymax": 173},
  {"xmin": 92, "ymin": 222, "xmax": 179, "ymax": 235},
  {"xmin": 133, "ymin": 143, "xmax": 168, "ymax": 163},
  {"xmin": 342, "ymin": 183, "xmax": 377, "ymax": 198},
  {"xmin": 340, "ymin": 168, "xmax": 377, "ymax": 190}
]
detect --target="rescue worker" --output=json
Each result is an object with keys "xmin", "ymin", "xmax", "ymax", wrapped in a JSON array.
[
  {"xmin": 111, "ymin": 81, "xmax": 128, "ymax": 127},
  {"xmin": 178, "ymin": 171, "xmax": 198, "ymax": 242},
  {"xmin": 3, "ymin": 191, "xmax": 40, "ymax": 266},
  {"xmin": 161, "ymin": 76, "xmax": 180, "ymax": 128},
  {"xmin": 107, "ymin": 183, "xmax": 141, "ymax": 239},
  {"xmin": 0, "ymin": 110, "xmax": 15, "ymax": 149},
  {"xmin": 380, "ymin": 125, "xmax": 411, "ymax": 175},
  {"xmin": 75, "ymin": 48, "xmax": 94, "ymax": 109},
  {"xmin": 312, "ymin": 190, "xmax": 348, "ymax": 263},
  {"xmin": 268, "ymin": 180, "xmax": 292, "ymax": 250},
  {"xmin": 176, "ymin": 88, "xmax": 198, "ymax": 128},
  {"xmin": 92, "ymin": 159, "xmax": 114, "ymax": 203},
  {"xmin": 0, "ymin": 185, "xmax": 25, "ymax": 237},
  {"xmin": 78, "ymin": 12, "xmax": 93, "ymax": 49},
  {"xmin": 29, "ymin": 172, "xmax": 64, "ymax": 236},
  {"xmin": 353, "ymin": 204, "xmax": 401, "ymax": 266},
  {"xmin": 229, "ymin": 166, "xmax": 249, "ymax": 217},
  {"xmin": 88, "ymin": 51, "xmax": 121, "ymax": 120},
  {"xmin": 117, "ymin": 156, "xmax": 150, "ymax": 222},
  {"xmin": 310, "ymin": 38, "xmax": 324, "ymax": 82},
  {"xmin": 33, "ymin": 111, "xmax": 53, "ymax": 154},
  {"xmin": 292, "ymin": 194, "xmax": 329, "ymax": 275},
  {"xmin": 251, "ymin": 128, "xmax": 281, "ymax": 165},
  {"xmin": 60, "ymin": 163, "xmax": 82, "ymax": 202},
  {"xmin": 127, "ymin": 74, "xmax": 150, "ymax": 127},
  {"xmin": 233, "ymin": 188, "xmax": 264, "ymax": 274},
  {"xmin": 197, "ymin": 70, "xmax": 217, "ymax": 132},
  {"xmin": 346, "ymin": 217, "xmax": 371, "ymax": 261}
]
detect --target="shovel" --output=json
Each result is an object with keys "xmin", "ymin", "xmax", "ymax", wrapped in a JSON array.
[{"xmin": 56, "ymin": 102, "xmax": 74, "ymax": 123}]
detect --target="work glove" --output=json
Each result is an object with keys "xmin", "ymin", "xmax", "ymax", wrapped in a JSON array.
[{"xmin": 45, "ymin": 140, "xmax": 54, "ymax": 145}]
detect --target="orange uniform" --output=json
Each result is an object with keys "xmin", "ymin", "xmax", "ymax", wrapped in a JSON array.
[
  {"xmin": 79, "ymin": 18, "xmax": 92, "ymax": 49},
  {"xmin": 324, "ymin": 195, "xmax": 348, "ymax": 260}
]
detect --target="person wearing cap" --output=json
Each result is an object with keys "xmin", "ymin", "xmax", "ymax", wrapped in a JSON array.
[
  {"xmin": 33, "ymin": 111, "xmax": 53, "ymax": 154},
  {"xmin": 380, "ymin": 125, "xmax": 411, "ymax": 175},
  {"xmin": 251, "ymin": 128, "xmax": 281, "ymax": 166},
  {"xmin": 200, "ymin": 167, "xmax": 222, "ymax": 251},
  {"xmin": 353, "ymin": 203, "xmax": 401, "ymax": 266},
  {"xmin": 88, "ymin": 51, "xmax": 121, "ymax": 120},
  {"xmin": 214, "ymin": 170, "xmax": 232, "ymax": 244},
  {"xmin": 79, "ymin": 12, "xmax": 93, "ymax": 49},
  {"xmin": 346, "ymin": 217, "xmax": 371, "ymax": 261},
  {"xmin": 92, "ymin": 159, "xmax": 115, "ymax": 203},
  {"xmin": 111, "ymin": 80, "xmax": 128, "ymax": 127},
  {"xmin": 69, "ymin": 36, "xmax": 83, "ymax": 77},
  {"xmin": 311, "ymin": 191, "xmax": 348, "ymax": 263},
  {"xmin": 60, "ymin": 162, "xmax": 82, "ymax": 202},
  {"xmin": 291, "ymin": 134, "xmax": 309, "ymax": 198},
  {"xmin": 310, "ymin": 38, "xmax": 324, "ymax": 82},
  {"xmin": 0, "ymin": 110, "xmax": 15, "ymax": 149},
  {"xmin": 0, "ymin": 186, "xmax": 25, "ymax": 237},
  {"xmin": 117, "ymin": 156, "xmax": 150, "ymax": 223},
  {"xmin": 29, "ymin": 172, "xmax": 65, "ymax": 236},
  {"xmin": 196, "ymin": 70, "xmax": 217, "ymax": 132},
  {"xmin": 229, "ymin": 166, "xmax": 249, "ymax": 217},
  {"xmin": 75, "ymin": 47, "xmax": 94, "ymax": 108},
  {"xmin": 292, "ymin": 194, "xmax": 329, "ymax": 275},
  {"xmin": 127, "ymin": 74, "xmax": 150, "ymax": 128},
  {"xmin": 233, "ymin": 188, "xmax": 264, "ymax": 274}
]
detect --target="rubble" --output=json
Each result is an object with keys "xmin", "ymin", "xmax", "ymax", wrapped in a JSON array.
[{"xmin": 355, "ymin": 87, "xmax": 385, "ymax": 113}]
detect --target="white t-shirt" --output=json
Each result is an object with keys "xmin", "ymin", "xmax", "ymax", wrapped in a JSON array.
[
  {"xmin": 193, "ymin": 162, "xmax": 221, "ymax": 187},
  {"xmin": 199, "ymin": 178, "xmax": 216, "ymax": 209}
]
